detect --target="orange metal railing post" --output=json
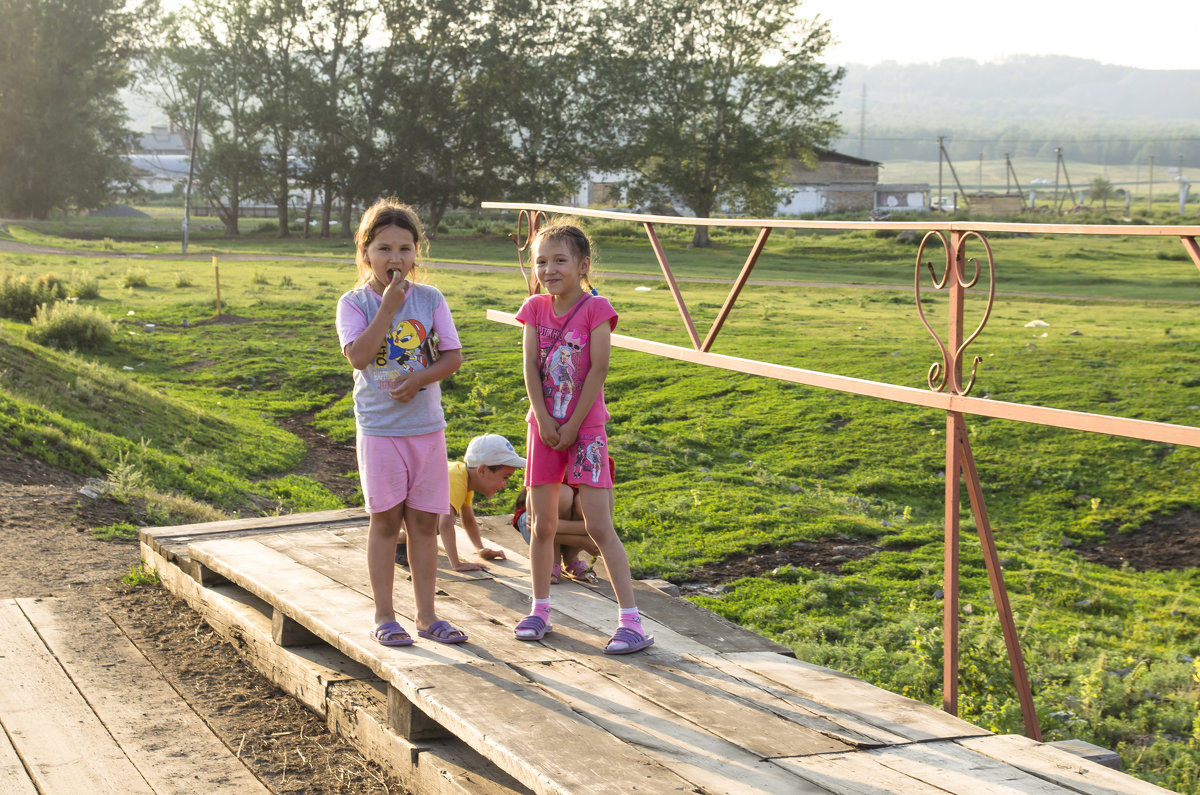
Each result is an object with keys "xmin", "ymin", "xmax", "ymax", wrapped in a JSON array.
[{"xmin": 643, "ymin": 221, "xmax": 702, "ymax": 349}]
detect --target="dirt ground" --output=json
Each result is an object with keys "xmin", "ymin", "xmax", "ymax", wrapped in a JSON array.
[{"xmin": 2, "ymin": 409, "xmax": 1199, "ymax": 793}]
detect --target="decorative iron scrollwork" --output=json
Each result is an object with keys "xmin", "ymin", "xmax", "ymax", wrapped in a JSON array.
[
  {"xmin": 507, "ymin": 209, "xmax": 546, "ymax": 295},
  {"xmin": 914, "ymin": 230, "xmax": 995, "ymax": 396}
]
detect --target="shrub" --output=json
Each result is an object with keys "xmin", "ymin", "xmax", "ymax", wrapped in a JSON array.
[
  {"xmin": 68, "ymin": 270, "xmax": 101, "ymax": 300},
  {"xmin": 27, "ymin": 301, "xmax": 115, "ymax": 351},
  {"xmin": 0, "ymin": 272, "xmax": 67, "ymax": 320},
  {"xmin": 174, "ymin": 272, "xmax": 193, "ymax": 288},
  {"xmin": 121, "ymin": 267, "xmax": 149, "ymax": 288},
  {"xmin": 251, "ymin": 270, "xmax": 270, "ymax": 285}
]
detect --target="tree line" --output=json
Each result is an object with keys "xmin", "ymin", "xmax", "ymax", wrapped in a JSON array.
[{"xmin": 0, "ymin": 0, "xmax": 843, "ymax": 246}]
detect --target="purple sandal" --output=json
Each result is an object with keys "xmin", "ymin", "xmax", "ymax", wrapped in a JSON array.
[
  {"xmin": 417, "ymin": 619, "xmax": 468, "ymax": 644},
  {"xmin": 604, "ymin": 625, "xmax": 654, "ymax": 654},
  {"xmin": 514, "ymin": 614, "xmax": 552, "ymax": 641}
]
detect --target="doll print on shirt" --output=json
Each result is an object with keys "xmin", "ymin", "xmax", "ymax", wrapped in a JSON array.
[
  {"xmin": 570, "ymin": 431, "xmax": 607, "ymax": 484},
  {"xmin": 372, "ymin": 317, "xmax": 430, "ymax": 390},
  {"xmin": 539, "ymin": 327, "xmax": 586, "ymax": 420}
]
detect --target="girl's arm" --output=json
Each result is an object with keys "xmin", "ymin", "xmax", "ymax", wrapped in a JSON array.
[
  {"xmin": 343, "ymin": 276, "xmax": 408, "ymax": 370},
  {"xmin": 523, "ymin": 322, "xmax": 560, "ymax": 448},
  {"xmin": 555, "ymin": 322, "xmax": 611, "ymax": 451},
  {"xmin": 388, "ymin": 348, "xmax": 461, "ymax": 403}
]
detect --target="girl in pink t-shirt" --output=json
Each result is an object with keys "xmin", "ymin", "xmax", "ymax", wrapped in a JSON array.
[{"xmin": 512, "ymin": 222, "xmax": 653, "ymax": 654}]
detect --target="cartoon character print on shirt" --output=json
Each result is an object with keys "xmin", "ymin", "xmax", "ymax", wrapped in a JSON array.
[
  {"xmin": 372, "ymin": 318, "xmax": 429, "ymax": 391},
  {"xmin": 542, "ymin": 328, "xmax": 586, "ymax": 420},
  {"xmin": 570, "ymin": 431, "xmax": 607, "ymax": 484}
]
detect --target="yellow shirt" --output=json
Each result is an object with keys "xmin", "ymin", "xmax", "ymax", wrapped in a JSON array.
[{"xmin": 447, "ymin": 461, "xmax": 474, "ymax": 515}]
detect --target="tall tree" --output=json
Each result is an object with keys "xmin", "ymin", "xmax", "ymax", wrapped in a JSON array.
[
  {"xmin": 252, "ymin": 0, "xmax": 309, "ymax": 237},
  {"xmin": 294, "ymin": 0, "xmax": 373, "ymax": 238},
  {"xmin": 485, "ymin": 0, "xmax": 599, "ymax": 205},
  {"xmin": 152, "ymin": 0, "xmax": 268, "ymax": 236},
  {"xmin": 366, "ymin": 0, "xmax": 511, "ymax": 235},
  {"xmin": 0, "ymin": 0, "xmax": 149, "ymax": 218},
  {"xmin": 597, "ymin": 0, "xmax": 843, "ymax": 245}
]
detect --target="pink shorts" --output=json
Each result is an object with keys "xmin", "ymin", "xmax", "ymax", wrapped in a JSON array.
[
  {"xmin": 526, "ymin": 424, "xmax": 613, "ymax": 489},
  {"xmin": 356, "ymin": 430, "xmax": 450, "ymax": 515}
]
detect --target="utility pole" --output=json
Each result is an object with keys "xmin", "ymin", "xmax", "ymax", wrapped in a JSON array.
[
  {"xmin": 182, "ymin": 77, "xmax": 204, "ymax": 255},
  {"xmin": 1148, "ymin": 155, "xmax": 1154, "ymax": 213},
  {"xmin": 858, "ymin": 84, "xmax": 866, "ymax": 158},
  {"xmin": 937, "ymin": 137, "xmax": 944, "ymax": 211}
]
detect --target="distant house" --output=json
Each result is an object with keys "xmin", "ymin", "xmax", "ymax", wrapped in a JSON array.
[
  {"xmin": 126, "ymin": 124, "xmax": 197, "ymax": 194},
  {"xmin": 572, "ymin": 150, "xmax": 930, "ymax": 216}
]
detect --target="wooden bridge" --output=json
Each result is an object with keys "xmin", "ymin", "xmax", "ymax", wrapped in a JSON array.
[{"xmin": 130, "ymin": 507, "xmax": 1165, "ymax": 794}]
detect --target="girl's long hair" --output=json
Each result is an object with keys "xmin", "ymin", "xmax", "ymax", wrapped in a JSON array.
[{"xmin": 353, "ymin": 198, "xmax": 428, "ymax": 287}]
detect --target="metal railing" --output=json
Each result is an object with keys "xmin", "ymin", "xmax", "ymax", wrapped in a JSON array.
[{"xmin": 482, "ymin": 201, "xmax": 1200, "ymax": 740}]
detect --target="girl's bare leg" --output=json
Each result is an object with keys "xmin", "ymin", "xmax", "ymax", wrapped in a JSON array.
[
  {"xmin": 576, "ymin": 485, "xmax": 636, "ymax": 608},
  {"xmin": 367, "ymin": 503, "xmax": 406, "ymax": 625},
  {"xmin": 529, "ymin": 483, "xmax": 561, "ymax": 599},
  {"xmin": 404, "ymin": 505, "xmax": 441, "ymax": 630}
]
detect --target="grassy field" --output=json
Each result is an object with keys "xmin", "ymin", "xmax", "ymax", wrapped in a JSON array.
[{"xmin": 2, "ymin": 210, "xmax": 1199, "ymax": 791}]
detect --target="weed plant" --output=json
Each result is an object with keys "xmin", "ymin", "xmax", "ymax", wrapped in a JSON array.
[
  {"xmin": 1, "ymin": 213, "xmax": 1199, "ymax": 790},
  {"xmin": 27, "ymin": 301, "xmax": 115, "ymax": 351}
]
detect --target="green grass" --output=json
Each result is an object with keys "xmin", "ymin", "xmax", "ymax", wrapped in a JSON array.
[{"xmin": 2, "ymin": 211, "xmax": 1199, "ymax": 790}]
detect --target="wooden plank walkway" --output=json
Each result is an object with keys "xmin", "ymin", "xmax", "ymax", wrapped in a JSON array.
[
  {"xmin": 0, "ymin": 597, "xmax": 269, "ymax": 795},
  {"xmin": 142, "ymin": 508, "xmax": 1169, "ymax": 794}
]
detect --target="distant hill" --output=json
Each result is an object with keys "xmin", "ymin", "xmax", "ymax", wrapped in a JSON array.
[{"xmin": 828, "ymin": 56, "xmax": 1200, "ymax": 164}]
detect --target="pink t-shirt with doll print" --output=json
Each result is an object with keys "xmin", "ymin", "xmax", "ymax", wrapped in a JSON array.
[{"xmin": 515, "ymin": 293, "xmax": 618, "ymax": 429}]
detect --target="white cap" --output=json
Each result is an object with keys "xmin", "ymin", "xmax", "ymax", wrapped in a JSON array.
[{"xmin": 463, "ymin": 434, "xmax": 526, "ymax": 468}]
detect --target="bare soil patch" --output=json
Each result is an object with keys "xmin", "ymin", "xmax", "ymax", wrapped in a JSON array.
[{"xmin": 1075, "ymin": 510, "xmax": 1200, "ymax": 572}]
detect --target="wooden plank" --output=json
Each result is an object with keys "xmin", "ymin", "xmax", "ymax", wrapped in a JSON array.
[
  {"xmin": 513, "ymin": 659, "xmax": 835, "ymax": 794},
  {"xmin": 139, "ymin": 543, "xmax": 376, "ymax": 717},
  {"xmin": 146, "ymin": 542, "xmax": 529, "ymax": 795},
  {"xmin": 141, "ymin": 507, "xmax": 365, "ymax": 562},
  {"xmin": 959, "ymin": 735, "xmax": 1172, "ymax": 794},
  {"xmin": 0, "ymin": 723, "xmax": 36, "ymax": 795},
  {"xmin": 683, "ymin": 653, "xmax": 912, "ymax": 746},
  {"xmin": 598, "ymin": 652, "xmax": 889, "ymax": 749},
  {"xmin": 186, "ymin": 536, "xmax": 479, "ymax": 671},
  {"xmin": 325, "ymin": 680, "xmax": 529, "ymax": 795},
  {"xmin": 0, "ymin": 600, "xmax": 155, "ymax": 794},
  {"xmin": 832, "ymin": 740, "xmax": 1074, "ymax": 794},
  {"xmin": 257, "ymin": 530, "xmax": 565, "ymax": 659},
  {"xmin": 396, "ymin": 661, "xmax": 695, "ymax": 794},
  {"xmin": 472, "ymin": 515, "xmax": 791, "ymax": 656},
  {"xmin": 716, "ymin": 651, "xmax": 989, "ymax": 742},
  {"xmin": 572, "ymin": 652, "xmax": 851, "ymax": 758},
  {"xmin": 16, "ymin": 597, "xmax": 270, "ymax": 795},
  {"xmin": 776, "ymin": 749, "xmax": 963, "ymax": 794}
]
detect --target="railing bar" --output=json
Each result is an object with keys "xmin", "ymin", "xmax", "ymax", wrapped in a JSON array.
[
  {"xmin": 701, "ymin": 226, "xmax": 771, "ymax": 353},
  {"xmin": 486, "ymin": 311, "xmax": 1200, "ymax": 448},
  {"xmin": 481, "ymin": 201, "xmax": 1200, "ymax": 237}
]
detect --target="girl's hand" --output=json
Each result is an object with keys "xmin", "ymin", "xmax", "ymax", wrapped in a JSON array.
[
  {"xmin": 553, "ymin": 424, "xmax": 579, "ymax": 451},
  {"xmin": 538, "ymin": 419, "xmax": 561, "ymax": 448},
  {"xmin": 380, "ymin": 272, "xmax": 409, "ymax": 313},
  {"xmin": 478, "ymin": 547, "xmax": 506, "ymax": 561},
  {"xmin": 451, "ymin": 561, "xmax": 488, "ymax": 572},
  {"xmin": 388, "ymin": 372, "xmax": 423, "ymax": 403}
]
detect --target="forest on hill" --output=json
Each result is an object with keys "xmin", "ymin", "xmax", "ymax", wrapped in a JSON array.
[{"xmin": 829, "ymin": 56, "xmax": 1200, "ymax": 166}]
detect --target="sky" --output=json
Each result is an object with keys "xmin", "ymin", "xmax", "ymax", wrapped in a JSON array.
[{"xmin": 802, "ymin": 0, "xmax": 1199, "ymax": 71}]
